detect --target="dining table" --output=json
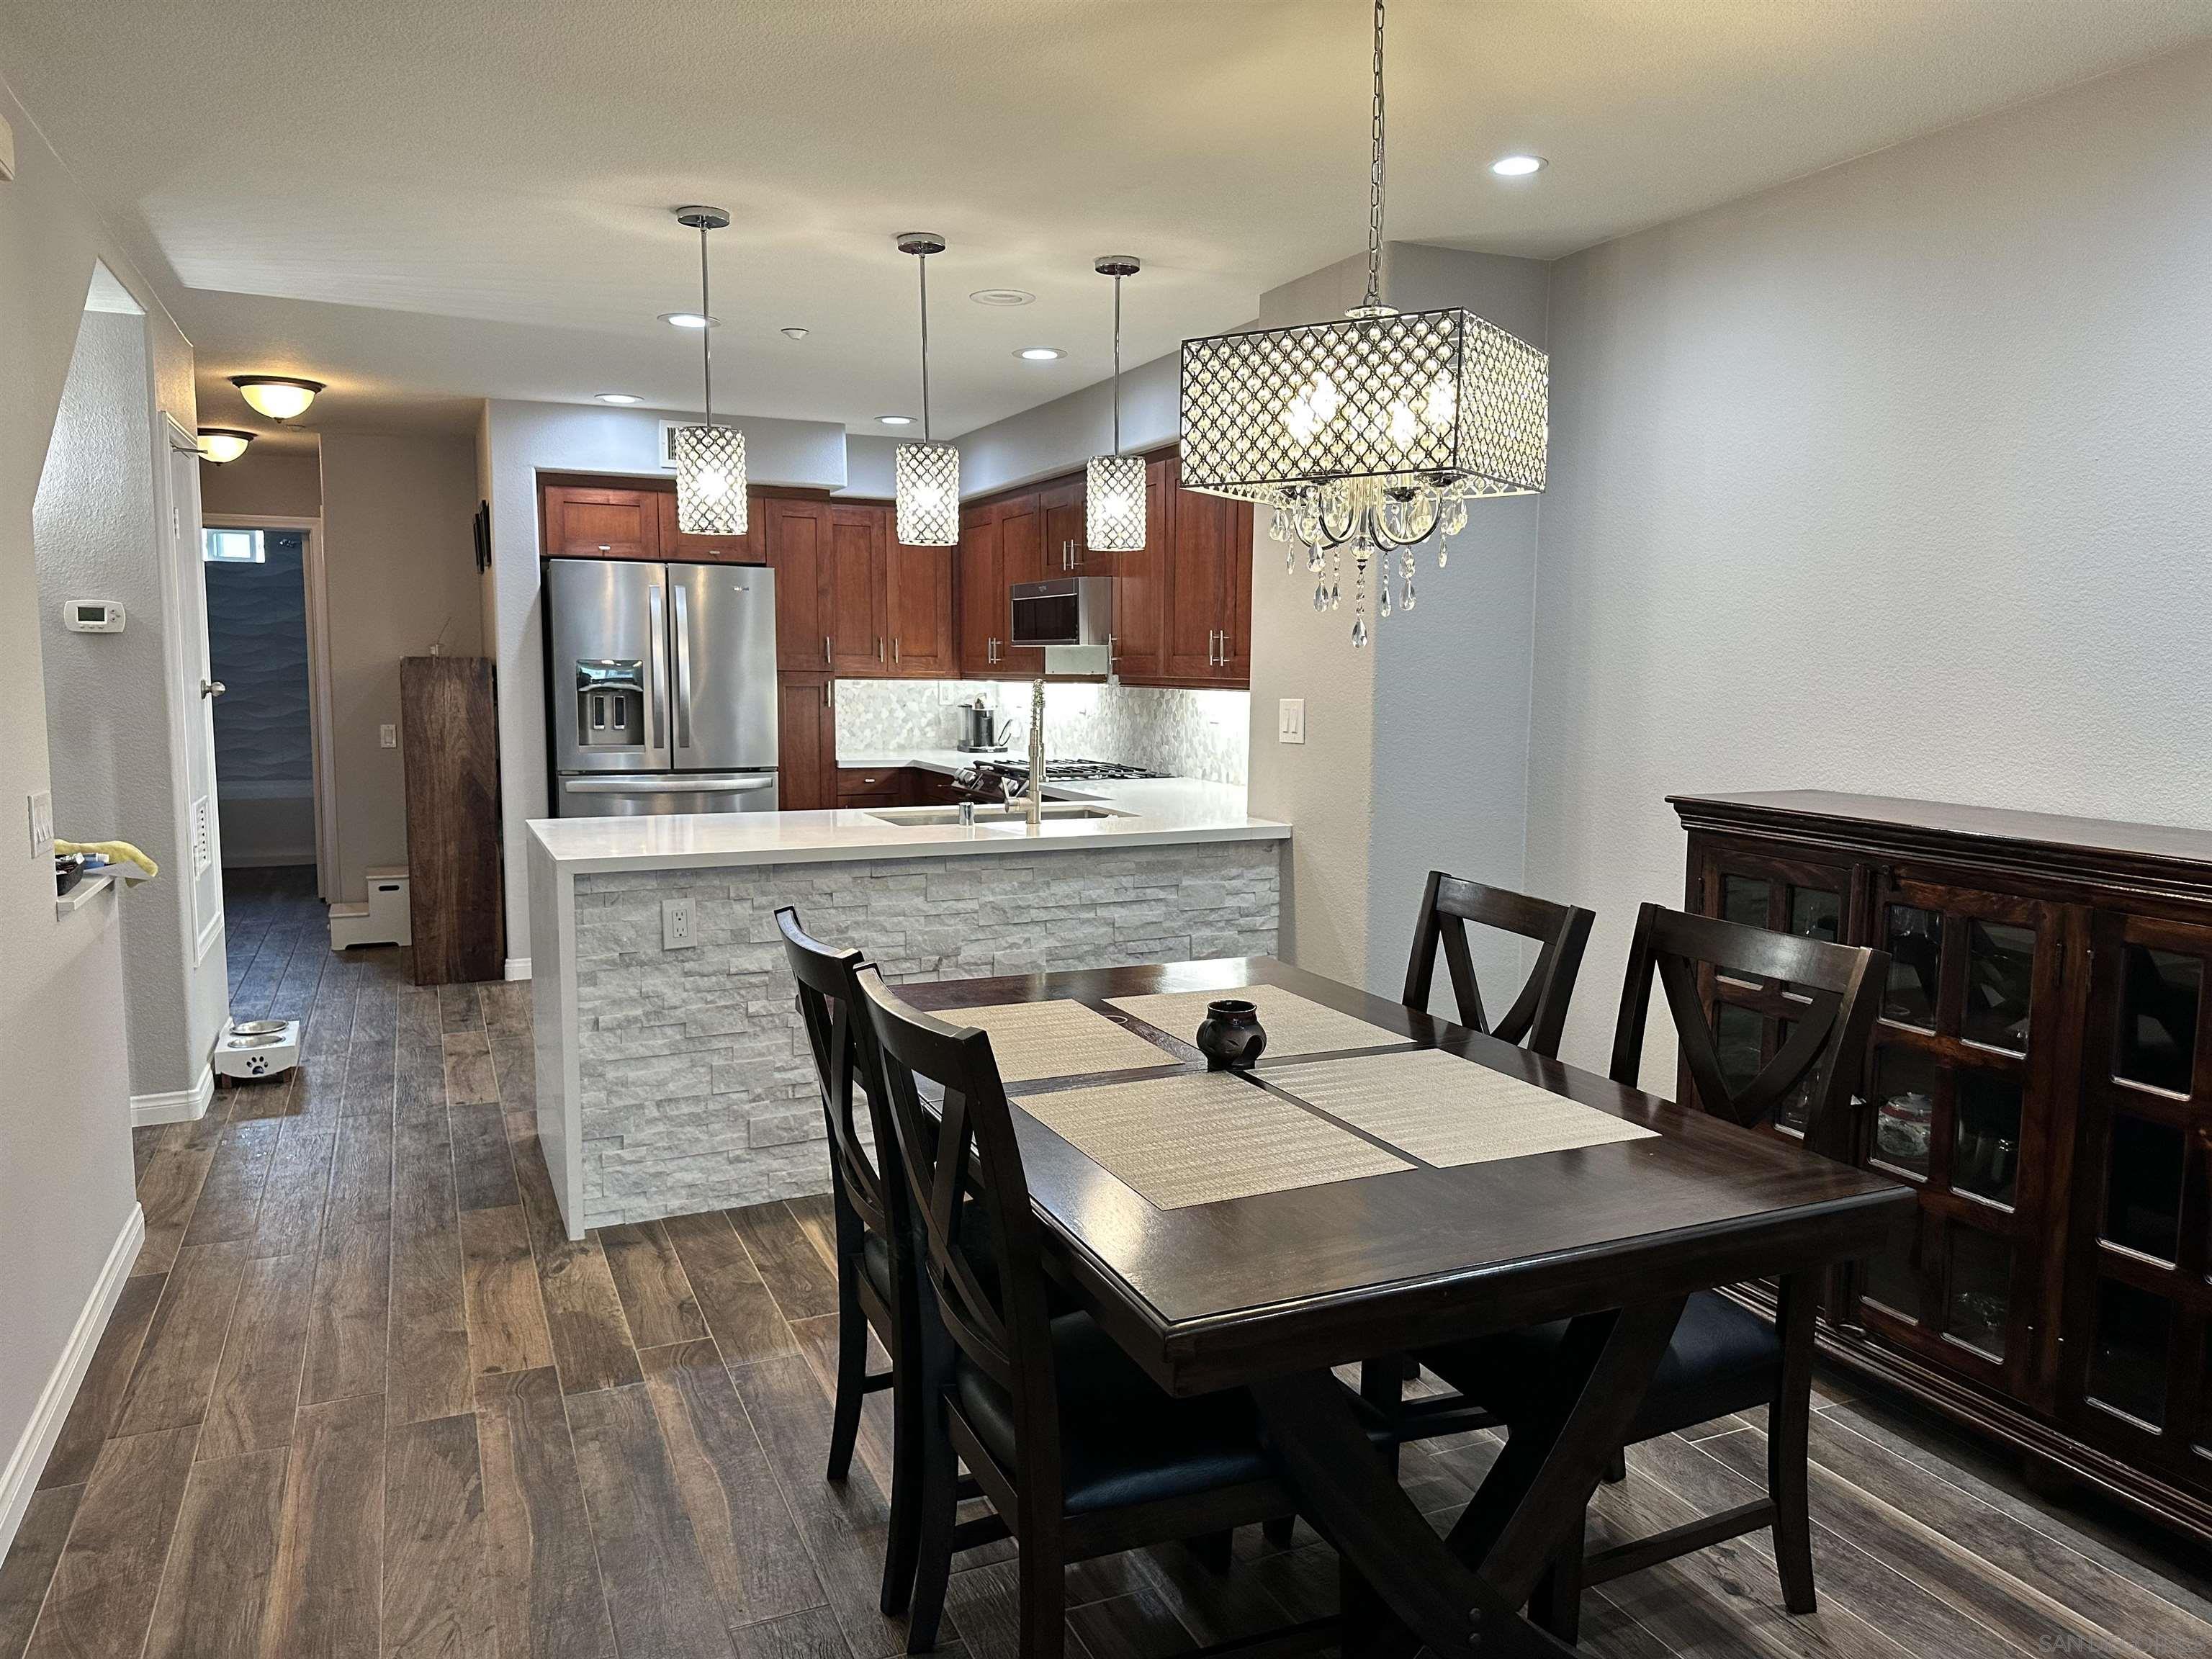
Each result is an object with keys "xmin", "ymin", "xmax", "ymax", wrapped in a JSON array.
[{"xmin": 896, "ymin": 954, "xmax": 1915, "ymax": 1659}]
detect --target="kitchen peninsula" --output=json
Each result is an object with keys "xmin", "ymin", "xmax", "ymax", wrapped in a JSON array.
[{"xmin": 527, "ymin": 761, "xmax": 1286, "ymax": 1236}]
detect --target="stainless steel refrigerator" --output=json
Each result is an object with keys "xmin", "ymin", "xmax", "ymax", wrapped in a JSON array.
[{"xmin": 547, "ymin": 557, "xmax": 779, "ymax": 816}]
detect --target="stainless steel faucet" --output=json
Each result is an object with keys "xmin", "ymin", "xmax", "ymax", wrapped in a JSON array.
[{"xmin": 1024, "ymin": 676, "xmax": 1045, "ymax": 830}]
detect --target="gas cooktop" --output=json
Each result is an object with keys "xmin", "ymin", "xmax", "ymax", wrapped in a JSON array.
[{"xmin": 993, "ymin": 758, "xmax": 1164, "ymax": 783}]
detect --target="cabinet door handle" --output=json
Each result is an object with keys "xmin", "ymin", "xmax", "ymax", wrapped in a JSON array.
[
  {"xmin": 598, "ymin": 544, "xmax": 612, "ymax": 553},
  {"xmin": 824, "ymin": 680, "xmax": 833, "ymax": 709},
  {"xmin": 875, "ymin": 637, "xmax": 884, "ymax": 662},
  {"xmin": 892, "ymin": 637, "xmax": 900, "ymax": 665},
  {"xmin": 824, "ymin": 635, "xmax": 832, "ymax": 665}
]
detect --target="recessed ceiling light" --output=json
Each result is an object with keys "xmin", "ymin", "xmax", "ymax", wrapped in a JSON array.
[
  {"xmin": 971, "ymin": 288, "xmax": 1035, "ymax": 307},
  {"xmin": 1491, "ymin": 154, "xmax": 1546, "ymax": 176},
  {"xmin": 595, "ymin": 392, "xmax": 643, "ymax": 405},
  {"xmin": 660, "ymin": 311, "xmax": 717, "ymax": 328},
  {"xmin": 1017, "ymin": 346, "xmax": 1064, "ymax": 361},
  {"xmin": 876, "ymin": 414, "xmax": 914, "ymax": 426},
  {"xmin": 781, "ymin": 326, "xmax": 809, "ymax": 341}
]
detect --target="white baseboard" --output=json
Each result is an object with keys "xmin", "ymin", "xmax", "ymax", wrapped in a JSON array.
[
  {"xmin": 504, "ymin": 958, "xmax": 531, "ymax": 981},
  {"xmin": 130, "ymin": 1065, "xmax": 213, "ymax": 1127},
  {"xmin": 0, "ymin": 1202, "xmax": 144, "ymax": 1555}
]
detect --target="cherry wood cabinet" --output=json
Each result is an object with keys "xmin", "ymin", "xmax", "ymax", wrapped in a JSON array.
[
  {"xmin": 1043, "ymin": 480, "xmax": 1105, "ymax": 577},
  {"xmin": 655, "ymin": 490, "xmax": 763, "ymax": 565},
  {"xmin": 1676, "ymin": 791, "xmax": 2212, "ymax": 1547},
  {"xmin": 994, "ymin": 495, "xmax": 1047, "ymax": 678},
  {"xmin": 759, "ymin": 497, "xmax": 834, "ymax": 671},
  {"xmin": 1106, "ymin": 458, "xmax": 1174, "ymax": 680},
  {"xmin": 827, "ymin": 504, "xmax": 889, "ymax": 676},
  {"xmin": 776, "ymin": 672, "xmax": 836, "ymax": 810},
  {"xmin": 886, "ymin": 539, "xmax": 956, "ymax": 676},
  {"xmin": 542, "ymin": 485, "xmax": 661, "ymax": 559},
  {"xmin": 1130, "ymin": 454, "xmax": 1253, "ymax": 688},
  {"xmin": 957, "ymin": 504, "xmax": 1007, "ymax": 676}
]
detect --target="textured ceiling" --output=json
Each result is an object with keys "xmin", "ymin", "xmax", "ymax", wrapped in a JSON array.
[{"xmin": 6, "ymin": 0, "xmax": 2208, "ymax": 444}]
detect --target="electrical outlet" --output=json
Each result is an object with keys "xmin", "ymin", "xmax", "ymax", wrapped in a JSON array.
[
  {"xmin": 662, "ymin": 895, "xmax": 696, "ymax": 950},
  {"xmin": 1277, "ymin": 698, "xmax": 1305, "ymax": 745},
  {"xmin": 28, "ymin": 789, "xmax": 53, "ymax": 858},
  {"xmin": 379, "ymin": 723, "xmax": 397, "ymax": 749}
]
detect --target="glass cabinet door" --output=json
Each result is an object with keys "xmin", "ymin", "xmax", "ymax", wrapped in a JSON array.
[
  {"xmin": 2059, "ymin": 911, "xmax": 2212, "ymax": 1483},
  {"xmin": 1845, "ymin": 871, "xmax": 2070, "ymax": 1402}
]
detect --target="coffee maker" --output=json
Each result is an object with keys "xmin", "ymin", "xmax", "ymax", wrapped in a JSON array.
[{"xmin": 954, "ymin": 698, "xmax": 1002, "ymax": 752}]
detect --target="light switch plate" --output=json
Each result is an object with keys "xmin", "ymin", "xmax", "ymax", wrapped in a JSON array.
[
  {"xmin": 191, "ymin": 796, "xmax": 213, "ymax": 876},
  {"xmin": 1277, "ymin": 698, "xmax": 1306, "ymax": 745},
  {"xmin": 662, "ymin": 896, "xmax": 695, "ymax": 950},
  {"xmin": 28, "ymin": 789, "xmax": 53, "ymax": 858},
  {"xmin": 379, "ymin": 723, "xmax": 397, "ymax": 749}
]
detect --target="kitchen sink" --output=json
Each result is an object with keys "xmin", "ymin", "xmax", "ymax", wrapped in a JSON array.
[{"xmin": 864, "ymin": 803, "xmax": 1127, "ymax": 827}]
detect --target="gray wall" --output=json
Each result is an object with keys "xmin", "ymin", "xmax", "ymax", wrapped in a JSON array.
[
  {"xmin": 1527, "ymin": 40, "xmax": 2212, "ymax": 1075},
  {"xmin": 199, "ymin": 445, "xmax": 322, "ymax": 519},
  {"xmin": 953, "ymin": 348, "xmax": 1184, "ymax": 498}
]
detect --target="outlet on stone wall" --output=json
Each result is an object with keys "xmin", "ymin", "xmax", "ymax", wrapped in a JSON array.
[{"xmin": 662, "ymin": 895, "xmax": 695, "ymax": 950}]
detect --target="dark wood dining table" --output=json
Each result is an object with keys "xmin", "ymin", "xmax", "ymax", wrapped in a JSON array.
[{"xmin": 899, "ymin": 955, "xmax": 1915, "ymax": 1659}]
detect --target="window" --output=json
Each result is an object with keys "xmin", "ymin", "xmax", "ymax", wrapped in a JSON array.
[{"xmin": 202, "ymin": 526, "xmax": 265, "ymax": 564}]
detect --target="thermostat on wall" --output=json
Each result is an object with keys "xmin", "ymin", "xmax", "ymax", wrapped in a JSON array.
[{"xmin": 63, "ymin": 600, "xmax": 125, "ymax": 633}]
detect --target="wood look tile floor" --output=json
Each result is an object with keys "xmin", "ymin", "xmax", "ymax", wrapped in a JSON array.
[{"xmin": 6, "ymin": 865, "xmax": 2210, "ymax": 1659}]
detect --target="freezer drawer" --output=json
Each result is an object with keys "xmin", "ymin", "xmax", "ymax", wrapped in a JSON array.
[{"xmin": 558, "ymin": 772, "xmax": 780, "ymax": 817}]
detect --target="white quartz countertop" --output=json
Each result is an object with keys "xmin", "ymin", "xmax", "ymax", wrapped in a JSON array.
[{"xmin": 526, "ymin": 750, "xmax": 1287, "ymax": 875}]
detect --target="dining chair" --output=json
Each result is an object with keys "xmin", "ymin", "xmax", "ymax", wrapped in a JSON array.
[
  {"xmin": 853, "ymin": 966, "xmax": 1310, "ymax": 1659},
  {"xmin": 775, "ymin": 907, "xmax": 923, "ymax": 1616},
  {"xmin": 1412, "ymin": 902, "xmax": 1888, "ymax": 1640},
  {"xmin": 1402, "ymin": 870, "xmax": 1596, "ymax": 1059}
]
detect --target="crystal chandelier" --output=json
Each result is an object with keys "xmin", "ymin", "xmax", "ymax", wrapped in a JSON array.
[
  {"xmin": 894, "ymin": 232, "xmax": 960, "ymax": 546},
  {"xmin": 1177, "ymin": 0, "xmax": 1548, "ymax": 645},
  {"xmin": 1086, "ymin": 256, "xmax": 1146, "ymax": 552},
  {"xmin": 670, "ymin": 206, "xmax": 747, "ymax": 536}
]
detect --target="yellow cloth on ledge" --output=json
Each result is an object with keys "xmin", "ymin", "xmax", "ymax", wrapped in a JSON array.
[{"xmin": 55, "ymin": 839, "xmax": 158, "ymax": 878}]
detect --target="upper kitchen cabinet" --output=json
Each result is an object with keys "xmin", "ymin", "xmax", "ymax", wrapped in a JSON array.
[
  {"xmin": 828, "ymin": 503, "xmax": 889, "ymax": 675},
  {"xmin": 657, "ymin": 489, "xmax": 763, "ymax": 565},
  {"xmin": 1107, "ymin": 457, "xmax": 1174, "ymax": 680},
  {"xmin": 957, "ymin": 503, "xmax": 1005, "ymax": 675},
  {"xmin": 1127, "ymin": 453, "xmax": 1252, "ymax": 688},
  {"xmin": 542, "ymin": 482, "xmax": 662, "ymax": 560},
  {"xmin": 820, "ymin": 499, "xmax": 956, "ymax": 680},
  {"xmin": 1045, "ymin": 479, "xmax": 1112, "ymax": 577},
  {"xmin": 994, "ymin": 493, "xmax": 1047, "ymax": 678},
  {"xmin": 760, "ymin": 496, "xmax": 835, "ymax": 670},
  {"xmin": 887, "ymin": 537, "xmax": 956, "ymax": 675}
]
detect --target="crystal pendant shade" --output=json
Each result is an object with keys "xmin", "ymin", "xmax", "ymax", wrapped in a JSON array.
[
  {"xmin": 673, "ymin": 423, "xmax": 747, "ymax": 536},
  {"xmin": 1084, "ymin": 454, "xmax": 1146, "ymax": 552},
  {"xmin": 894, "ymin": 441, "xmax": 960, "ymax": 547}
]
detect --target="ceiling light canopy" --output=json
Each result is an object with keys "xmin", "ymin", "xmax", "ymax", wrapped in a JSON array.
[
  {"xmin": 660, "ymin": 311, "xmax": 716, "ymax": 329},
  {"xmin": 1491, "ymin": 153, "xmax": 1547, "ymax": 176},
  {"xmin": 595, "ymin": 392, "xmax": 643, "ymax": 405},
  {"xmin": 198, "ymin": 428, "xmax": 253, "ymax": 463},
  {"xmin": 230, "ymin": 375, "xmax": 321, "ymax": 421},
  {"xmin": 1086, "ymin": 256, "xmax": 1145, "ymax": 554},
  {"xmin": 1178, "ymin": 0, "xmax": 1548, "ymax": 647},
  {"xmin": 669, "ymin": 206, "xmax": 747, "ymax": 537},
  {"xmin": 1016, "ymin": 346, "xmax": 1064, "ymax": 361},
  {"xmin": 893, "ymin": 232, "xmax": 958, "ymax": 548}
]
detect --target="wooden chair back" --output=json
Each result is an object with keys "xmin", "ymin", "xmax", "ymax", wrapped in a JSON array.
[
  {"xmin": 1610, "ymin": 902, "xmax": 1887, "ymax": 1159},
  {"xmin": 855, "ymin": 966, "xmax": 1060, "ymax": 1491},
  {"xmin": 1402, "ymin": 871, "xmax": 1596, "ymax": 1057},
  {"xmin": 777, "ymin": 906, "xmax": 891, "ymax": 1240}
]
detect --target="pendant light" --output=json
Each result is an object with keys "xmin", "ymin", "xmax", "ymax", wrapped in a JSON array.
[
  {"xmin": 892, "ymin": 232, "xmax": 959, "ymax": 547},
  {"xmin": 670, "ymin": 205, "xmax": 747, "ymax": 536},
  {"xmin": 1085, "ymin": 256, "xmax": 1145, "ymax": 553},
  {"xmin": 230, "ymin": 375, "xmax": 323, "ymax": 421},
  {"xmin": 1177, "ymin": 0, "xmax": 1548, "ymax": 645}
]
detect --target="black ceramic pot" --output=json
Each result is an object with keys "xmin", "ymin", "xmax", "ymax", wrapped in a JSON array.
[{"xmin": 1195, "ymin": 999, "xmax": 1267, "ymax": 1071}]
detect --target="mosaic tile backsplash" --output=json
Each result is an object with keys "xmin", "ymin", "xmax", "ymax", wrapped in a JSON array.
[{"xmin": 835, "ymin": 679, "xmax": 1251, "ymax": 786}]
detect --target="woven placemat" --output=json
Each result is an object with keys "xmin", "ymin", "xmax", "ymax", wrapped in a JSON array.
[
  {"xmin": 1105, "ymin": 983, "xmax": 1407, "ymax": 1061},
  {"xmin": 950, "ymin": 999, "xmax": 1179, "ymax": 1083},
  {"xmin": 1263, "ymin": 1048, "xmax": 1658, "ymax": 1168},
  {"xmin": 1016, "ymin": 1071, "xmax": 1411, "ymax": 1209}
]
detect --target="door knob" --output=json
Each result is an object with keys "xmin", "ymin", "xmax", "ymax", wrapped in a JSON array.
[{"xmin": 200, "ymin": 678, "xmax": 227, "ymax": 698}]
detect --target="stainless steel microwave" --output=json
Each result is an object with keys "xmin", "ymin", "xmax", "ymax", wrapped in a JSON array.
[{"xmin": 1009, "ymin": 577, "xmax": 1112, "ymax": 649}]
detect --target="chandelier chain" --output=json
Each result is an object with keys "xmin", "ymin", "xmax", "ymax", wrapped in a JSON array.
[
  {"xmin": 697, "ymin": 223, "xmax": 714, "ymax": 423},
  {"xmin": 1365, "ymin": 0, "xmax": 1387, "ymax": 310}
]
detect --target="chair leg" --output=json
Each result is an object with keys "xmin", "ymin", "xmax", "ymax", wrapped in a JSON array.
[
  {"xmin": 1017, "ymin": 1522, "xmax": 1067, "ymax": 1659},
  {"xmin": 1186, "ymin": 1529, "xmax": 1233, "ymax": 1573},
  {"xmin": 1262, "ymin": 1514, "xmax": 1297, "ymax": 1547},
  {"xmin": 1602, "ymin": 1448, "xmax": 1626, "ymax": 1485},
  {"xmin": 1532, "ymin": 1527, "xmax": 1585, "ymax": 1645},
  {"xmin": 826, "ymin": 1270, "xmax": 868, "ymax": 1483},
  {"xmin": 1769, "ymin": 1274, "xmax": 1818, "ymax": 1617},
  {"xmin": 878, "ymin": 1309, "xmax": 924, "ymax": 1616},
  {"xmin": 904, "ymin": 1399, "xmax": 958, "ymax": 1653}
]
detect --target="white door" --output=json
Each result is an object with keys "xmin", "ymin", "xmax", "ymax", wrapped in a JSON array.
[{"xmin": 161, "ymin": 413, "xmax": 225, "ymax": 960}]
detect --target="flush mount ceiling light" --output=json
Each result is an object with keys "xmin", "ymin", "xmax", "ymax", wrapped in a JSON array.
[
  {"xmin": 668, "ymin": 206, "xmax": 747, "ymax": 537},
  {"xmin": 660, "ymin": 310, "xmax": 716, "ymax": 329},
  {"xmin": 1016, "ymin": 346, "xmax": 1064, "ymax": 361},
  {"xmin": 876, "ymin": 414, "xmax": 914, "ymax": 426},
  {"xmin": 781, "ymin": 326, "xmax": 809, "ymax": 340},
  {"xmin": 1491, "ymin": 153, "xmax": 1547, "ymax": 176},
  {"xmin": 595, "ymin": 392, "xmax": 643, "ymax": 405},
  {"xmin": 230, "ymin": 375, "xmax": 322, "ymax": 421},
  {"xmin": 1086, "ymin": 256, "xmax": 1145, "ymax": 554},
  {"xmin": 970, "ymin": 288, "xmax": 1034, "ymax": 307},
  {"xmin": 892, "ymin": 232, "xmax": 959, "ymax": 547},
  {"xmin": 1178, "ymin": 0, "xmax": 1548, "ymax": 646},
  {"xmin": 197, "ymin": 428, "xmax": 253, "ymax": 463}
]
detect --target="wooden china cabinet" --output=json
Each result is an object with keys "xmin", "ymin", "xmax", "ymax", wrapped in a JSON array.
[{"xmin": 1675, "ymin": 791, "xmax": 2212, "ymax": 1545}]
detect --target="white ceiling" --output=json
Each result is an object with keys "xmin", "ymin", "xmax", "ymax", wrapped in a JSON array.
[{"xmin": 7, "ymin": 0, "xmax": 2208, "ymax": 444}]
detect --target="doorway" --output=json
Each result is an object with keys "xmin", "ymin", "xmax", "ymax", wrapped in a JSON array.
[{"xmin": 199, "ymin": 513, "xmax": 336, "ymax": 896}]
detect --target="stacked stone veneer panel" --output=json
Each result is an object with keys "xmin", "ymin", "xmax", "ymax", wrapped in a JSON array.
[{"xmin": 570, "ymin": 840, "xmax": 1280, "ymax": 1226}]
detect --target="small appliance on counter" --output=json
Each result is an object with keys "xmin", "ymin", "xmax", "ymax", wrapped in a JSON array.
[{"xmin": 955, "ymin": 698, "xmax": 1004, "ymax": 752}]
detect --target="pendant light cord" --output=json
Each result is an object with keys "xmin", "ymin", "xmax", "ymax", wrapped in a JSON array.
[
  {"xmin": 1111, "ymin": 272, "xmax": 1123, "ymax": 455},
  {"xmin": 697, "ymin": 223, "xmax": 714, "ymax": 423},
  {"xmin": 917, "ymin": 251, "xmax": 932, "ymax": 444},
  {"xmin": 1365, "ymin": 0, "xmax": 1387, "ymax": 311}
]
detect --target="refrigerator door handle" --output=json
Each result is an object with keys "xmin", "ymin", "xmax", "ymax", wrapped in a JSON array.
[
  {"xmin": 646, "ymin": 583, "xmax": 667, "ymax": 753},
  {"xmin": 564, "ymin": 774, "xmax": 776, "ymax": 796},
  {"xmin": 673, "ymin": 583, "xmax": 694, "ymax": 752}
]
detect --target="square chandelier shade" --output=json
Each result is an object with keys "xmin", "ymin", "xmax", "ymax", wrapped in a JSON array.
[
  {"xmin": 894, "ymin": 441, "xmax": 961, "ymax": 546},
  {"xmin": 1084, "ymin": 454, "xmax": 1146, "ymax": 552},
  {"xmin": 673, "ymin": 423, "xmax": 748, "ymax": 536},
  {"xmin": 1178, "ymin": 307, "xmax": 1547, "ymax": 503}
]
